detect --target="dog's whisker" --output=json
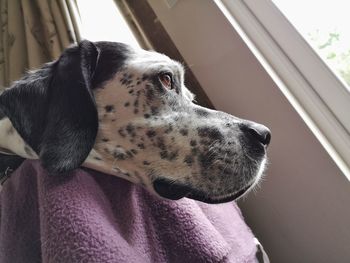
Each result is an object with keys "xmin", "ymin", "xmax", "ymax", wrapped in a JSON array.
[{"xmin": 207, "ymin": 139, "xmax": 219, "ymax": 150}]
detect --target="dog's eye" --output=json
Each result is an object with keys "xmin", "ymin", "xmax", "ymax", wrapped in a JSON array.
[{"xmin": 159, "ymin": 73, "xmax": 173, "ymax": 89}]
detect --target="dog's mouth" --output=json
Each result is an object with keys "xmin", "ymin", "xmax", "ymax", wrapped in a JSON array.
[{"xmin": 152, "ymin": 178, "xmax": 253, "ymax": 204}]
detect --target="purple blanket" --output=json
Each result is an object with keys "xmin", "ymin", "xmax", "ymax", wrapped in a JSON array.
[{"xmin": 0, "ymin": 160, "xmax": 258, "ymax": 263}]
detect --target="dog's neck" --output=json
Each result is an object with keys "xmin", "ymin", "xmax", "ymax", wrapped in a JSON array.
[{"xmin": 0, "ymin": 116, "xmax": 137, "ymax": 182}]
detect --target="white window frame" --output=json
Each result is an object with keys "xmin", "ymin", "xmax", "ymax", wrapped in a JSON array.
[{"xmin": 216, "ymin": 0, "xmax": 350, "ymax": 179}]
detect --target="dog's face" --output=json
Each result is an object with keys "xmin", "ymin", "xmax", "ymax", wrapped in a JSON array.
[{"xmin": 0, "ymin": 41, "xmax": 270, "ymax": 203}]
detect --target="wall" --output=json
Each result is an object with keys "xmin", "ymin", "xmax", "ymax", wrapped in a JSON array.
[{"xmin": 147, "ymin": 0, "xmax": 350, "ymax": 262}]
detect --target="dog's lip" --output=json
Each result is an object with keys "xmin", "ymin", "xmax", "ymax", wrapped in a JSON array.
[
  {"xmin": 187, "ymin": 184, "xmax": 252, "ymax": 204},
  {"xmin": 152, "ymin": 178, "xmax": 253, "ymax": 204},
  {"xmin": 152, "ymin": 178, "xmax": 192, "ymax": 200}
]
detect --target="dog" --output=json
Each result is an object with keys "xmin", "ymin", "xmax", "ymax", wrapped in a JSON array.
[{"xmin": 0, "ymin": 40, "xmax": 270, "ymax": 203}]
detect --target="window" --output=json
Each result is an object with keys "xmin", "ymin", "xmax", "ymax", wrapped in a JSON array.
[
  {"xmin": 216, "ymin": 0, "xmax": 350, "ymax": 179},
  {"xmin": 76, "ymin": 0, "xmax": 139, "ymax": 47},
  {"xmin": 272, "ymin": 0, "xmax": 350, "ymax": 90}
]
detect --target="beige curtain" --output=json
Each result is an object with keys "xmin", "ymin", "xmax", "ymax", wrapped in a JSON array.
[{"xmin": 0, "ymin": 0, "xmax": 81, "ymax": 90}]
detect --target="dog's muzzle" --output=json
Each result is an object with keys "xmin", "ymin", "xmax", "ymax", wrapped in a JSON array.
[{"xmin": 153, "ymin": 122, "xmax": 271, "ymax": 203}]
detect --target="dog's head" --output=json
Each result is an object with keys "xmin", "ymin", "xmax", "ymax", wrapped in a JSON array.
[{"xmin": 0, "ymin": 40, "xmax": 270, "ymax": 203}]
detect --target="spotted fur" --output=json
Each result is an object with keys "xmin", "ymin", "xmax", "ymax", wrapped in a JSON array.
[{"xmin": 0, "ymin": 40, "xmax": 271, "ymax": 203}]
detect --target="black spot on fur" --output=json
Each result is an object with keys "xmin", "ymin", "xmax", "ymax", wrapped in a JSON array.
[
  {"xmin": 134, "ymin": 109, "xmax": 139, "ymax": 114},
  {"xmin": 160, "ymin": 150, "xmax": 178, "ymax": 161},
  {"xmin": 180, "ymin": 129, "xmax": 188, "ymax": 136},
  {"xmin": 120, "ymin": 73, "xmax": 134, "ymax": 86},
  {"xmin": 94, "ymin": 156, "xmax": 102, "ymax": 161},
  {"xmin": 225, "ymin": 159, "xmax": 233, "ymax": 165},
  {"xmin": 165, "ymin": 125, "xmax": 173, "ymax": 134},
  {"xmin": 143, "ymin": 160, "xmax": 151, "ymax": 165},
  {"xmin": 118, "ymin": 128, "xmax": 126, "ymax": 137},
  {"xmin": 198, "ymin": 152, "xmax": 216, "ymax": 169},
  {"xmin": 105, "ymin": 105, "xmax": 114, "ymax": 112},
  {"xmin": 137, "ymin": 143, "xmax": 145, "ymax": 149},
  {"xmin": 102, "ymin": 138, "xmax": 109, "ymax": 142},
  {"xmin": 113, "ymin": 151, "xmax": 126, "ymax": 160},
  {"xmin": 142, "ymin": 74, "xmax": 148, "ymax": 81},
  {"xmin": 146, "ymin": 88, "xmax": 155, "ymax": 101},
  {"xmin": 146, "ymin": 130, "xmax": 156, "ymax": 138},
  {"xmin": 144, "ymin": 113, "xmax": 150, "ymax": 119},
  {"xmin": 160, "ymin": 151, "xmax": 168, "ymax": 159},
  {"xmin": 156, "ymin": 137, "xmax": 166, "ymax": 150},
  {"xmin": 197, "ymin": 127, "xmax": 224, "ymax": 141},
  {"xmin": 168, "ymin": 151, "xmax": 178, "ymax": 161},
  {"xmin": 195, "ymin": 108, "xmax": 209, "ymax": 117},
  {"xmin": 130, "ymin": 149, "xmax": 138, "ymax": 155},
  {"xmin": 190, "ymin": 140, "xmax": 197, "ymax": 147},
  {"xmin": 126, "ymin": 124, "xmax": 136, "ymax": 137},
  {"xmin": 151, "ymin": 106, "xmax": 159, "ymax": 115},
  {"xmin": 128, "ymin": 89, "xmax": 134, "ymax": 94},
  {"xmin": 124, "ymin": 102, "xmax": 130, "ymax": 107},
  {"xmin": 223, "ymin": 167, "xmax": 234, "ymax": 175},
  {"xmin": 184, "ymin": 155, "xmax": 194, "ymax": 166}
]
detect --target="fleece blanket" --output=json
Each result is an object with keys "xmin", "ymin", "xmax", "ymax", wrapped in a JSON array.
[{"xmin": 0, "ymin": 160, "xmax": 260, "ymax": 263}]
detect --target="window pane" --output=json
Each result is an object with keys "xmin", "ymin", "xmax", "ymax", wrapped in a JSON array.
[
  {"xmin": 76, "ymin": 0, "xmax": 140, "ymax": 47},
  {"xmin": 272, "ymin": 0, "xmax": 350, "ymax": 91}
]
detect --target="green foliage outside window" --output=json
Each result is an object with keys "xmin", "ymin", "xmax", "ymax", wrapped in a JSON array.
[{"xmin": 309, "ymin": 30, "xmax": 350, "ymax": 87}]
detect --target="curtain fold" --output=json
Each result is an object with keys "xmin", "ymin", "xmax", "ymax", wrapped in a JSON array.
[{"xmin": 0, "ymin": 0, "xmax": 81, "ymax": 90}]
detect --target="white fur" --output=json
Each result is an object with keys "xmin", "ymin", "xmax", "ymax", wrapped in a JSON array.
[{"xmin": 0, "ymin": 118, "xmax": 37, "ymax": 159}]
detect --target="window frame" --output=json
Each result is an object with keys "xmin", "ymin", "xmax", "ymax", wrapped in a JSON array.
[{"xmin": 216, "ymin": 0, "xmax": 350, "ymax": 179}]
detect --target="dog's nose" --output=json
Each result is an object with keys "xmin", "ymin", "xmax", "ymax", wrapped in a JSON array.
[{"xmin": 240, "ymin": 123, "xmax": 271, "ymax": 146}]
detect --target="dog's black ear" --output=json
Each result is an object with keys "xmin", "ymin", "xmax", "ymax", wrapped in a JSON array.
[{"xmin": 0, "ymin": 40, "xmax": 100, "ymax": 174}]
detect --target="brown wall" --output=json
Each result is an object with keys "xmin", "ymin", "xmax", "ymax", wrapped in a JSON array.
[{"xmin": 147, "ymin": 1, "xmax": 350, "ymax": 262}]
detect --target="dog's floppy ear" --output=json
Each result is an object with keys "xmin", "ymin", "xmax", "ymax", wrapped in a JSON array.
[{"xmin": 0, "ymin": 40, "xmax": 100, "ymax": 174}]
